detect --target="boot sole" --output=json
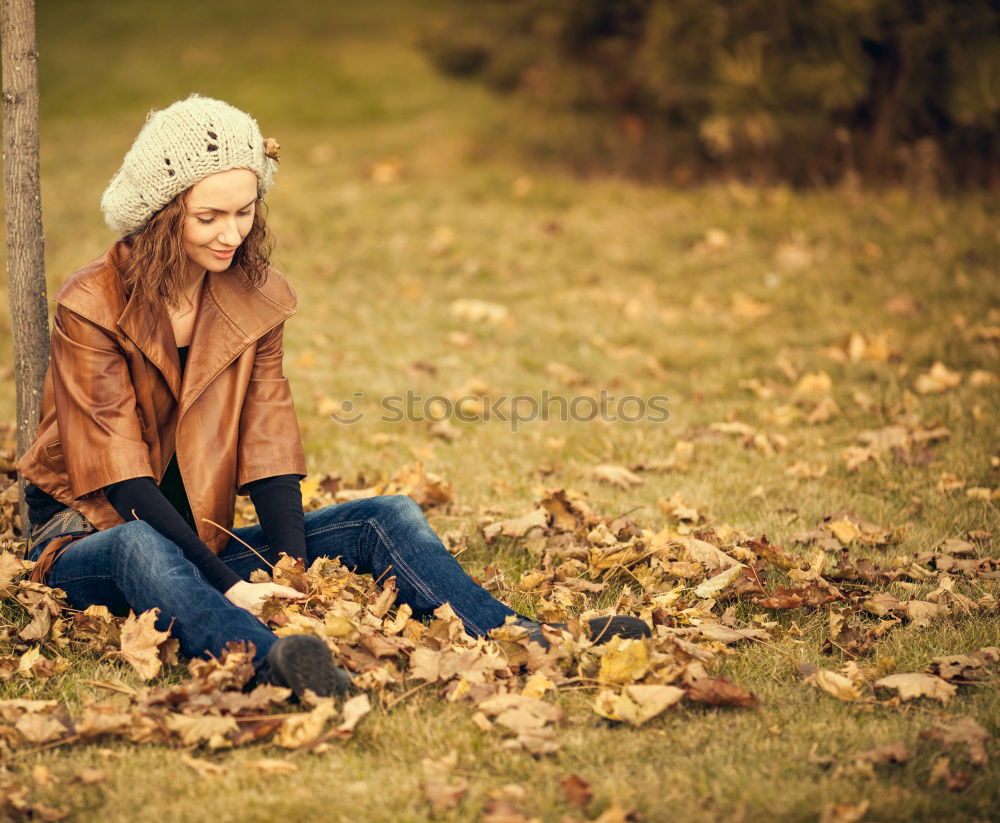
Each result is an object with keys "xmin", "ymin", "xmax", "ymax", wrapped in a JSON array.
[{"xmin": 269, "ymin": 635, "xmax": 352, "ymax": 701}]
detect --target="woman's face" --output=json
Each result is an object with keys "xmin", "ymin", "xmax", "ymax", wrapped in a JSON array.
[{"xmin": 181, "ymin": 168, "xmax": 258, "ymax": 277}]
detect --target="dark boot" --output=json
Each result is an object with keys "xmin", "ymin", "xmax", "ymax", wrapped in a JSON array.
[
  {"xmin": 249, "ymin": 635, "xmax": 354, "ymax": 702},
  {"xmin": 510, "ymin": 615, "xmax": 651, "ymax": 649}
]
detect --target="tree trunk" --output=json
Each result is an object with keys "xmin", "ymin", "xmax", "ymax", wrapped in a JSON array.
[{"xmin": 1, "ymin": 0, "xmax": 48, "ymax": 541}]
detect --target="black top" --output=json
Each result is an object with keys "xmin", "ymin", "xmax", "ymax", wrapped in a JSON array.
[{"xmin": 25, "ymin": 344, "xmax": 307, "ymax": 592}]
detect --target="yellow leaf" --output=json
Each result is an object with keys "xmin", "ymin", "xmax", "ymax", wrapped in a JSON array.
[
  {"xmin": 273, "ymin": 699, "xmax": 338, "ymax": 749},
  {"xmin": 117, "ymin": 609, "xmax": 172, "ymax": 681},
  {"xmin": 694, "ymin": 564, "xmax": 744, "ymax": 599},
  {"xmin": 804, "ymin": 668, "xmax": 862, "ymax": 701},
  {"xmin": 598, "ymin": 637, "xmax": 650, "ymax": 685},
  {"xmin": 593, "ymin": 685, "xmax": 685, "ymax": 726},
  {"xmin": 827, "ymin": 519, "xmax": 860, "ymax": 546},
  {"xmin": 914, "ymin": 361, "xmax": 961, "ymax": 394},
  {"xmin": 874, "ymin": 673, "xmax": 956, "ymax": 703}
]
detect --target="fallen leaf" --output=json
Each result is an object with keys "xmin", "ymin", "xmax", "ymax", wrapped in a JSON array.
[
  {"xmin": 247, "ymin": 758, "xmax": 299, "ymax": 776},
  {"xmin": 560, "ymin": 774, "xmax": 593, "ymax": 808},
  {"xmin": 273, "ymin": 699, "xmax": 337, "ymax": 749},
  {"xmin": 587, "ymin": 464, "xmax": 644, "ymax": 489},
  {"xmin": 855, "ymin": 742, "xmax": 910, "ymax": 765},
  {"xmin": 686, "ymin": 677, "xmax": 759, "ymax": 709},
  {"xmin": 802, "ymin": 665, "xmax": 862, "ymax": 702},
  {"xmin": 117, "ymin": 609, "xmax": 172, "ymax": 681},
  {"xmin": 598, "ymin": 638, "xmax": 650, "ymax": 685},
  {"xmin": 181, "ymin": 754, "xmax": 229, "ymax": 778},
  {"xmin": 874, "ymin": 673, "xmax": 956, "ymax": 703},
  {"xmin": 820, "ymin": 800, "xmax": 870, "ymax": 823},
  {"xmin": 593, "ymin": 684, "xmax": 685, "ymax": 726},
  {"xmin": 914, "ymin": 362, "xmax": 961, "ymax": 394},
  {"xmin": 920, "ymin": 715, "xmax": 989, "ymax": 766},
  {"xmin": 694, "ymin": 564, "xmax": 744, "ymax": 599}
]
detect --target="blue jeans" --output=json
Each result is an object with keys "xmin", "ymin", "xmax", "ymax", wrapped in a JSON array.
[{"xmin": 28, "ymin": 495, "xmax": 519, "ymax": 667}]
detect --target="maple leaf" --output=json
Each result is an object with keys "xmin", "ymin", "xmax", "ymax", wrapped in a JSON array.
[
  {"xmin": 165, "ymin": 714, "xmax": 238, "ymax": 749},
  {"xmin": 598, "ymin": 637, "xmax": 650, "ymax": 685},
  {"xmin": 593, "ymin": 685, "xmax": 685, "ymax": 726},
  {"xmin": 15, "ymin": 712, "xmax": 70, "ymax": 744},
  {"xmin": 874, "ymin": 673, "xmax": 956, "ymax": 703},
  {"xmin": 116, "ymin": 609, "xmax": 173, "ymax": 681},
  {"xmin": 273, "ymin": 698, "xmax": 337, "ymax": 749}
]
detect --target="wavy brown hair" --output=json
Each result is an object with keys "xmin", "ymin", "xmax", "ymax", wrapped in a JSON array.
[{"xmin": 117, "ymin": 188, "xmax": 274, "ymax": 317}]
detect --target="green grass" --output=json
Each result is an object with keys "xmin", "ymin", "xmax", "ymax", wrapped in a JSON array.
[{"xmin": 0, "ymin": 1, "xmax": 998, "ymax": 820}]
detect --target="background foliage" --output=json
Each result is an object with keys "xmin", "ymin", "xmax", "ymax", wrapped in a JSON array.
[{"xmin": 421, "ymin": 0, "xmax": 1000, "ymax": 187}]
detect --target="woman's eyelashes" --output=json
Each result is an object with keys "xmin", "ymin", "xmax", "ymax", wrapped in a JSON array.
[{"xmin": 196, "ymin": 210, "xmax": 253, "ymax": 225}]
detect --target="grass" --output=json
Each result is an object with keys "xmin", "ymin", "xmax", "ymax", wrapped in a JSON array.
[{"xmin": 0, "ymin": 1, "xmax": 998, "ymax": 820}]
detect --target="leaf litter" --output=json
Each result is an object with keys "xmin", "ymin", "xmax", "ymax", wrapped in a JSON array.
[{"xmin": 0, "ymin": 446, "xmax": 995, "ymax": 816}]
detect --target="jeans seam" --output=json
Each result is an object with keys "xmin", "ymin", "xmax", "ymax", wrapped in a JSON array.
[
  {"xmin": 48, "ymin": 573, "xmax": 113, "ymax": 586},
  {"xmin": 365, "ymin": 516, "xmax": 486, "ymax": 636}
]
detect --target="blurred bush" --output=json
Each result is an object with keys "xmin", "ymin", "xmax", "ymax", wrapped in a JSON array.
[{"xmin": 420, "ymin": 0, "xmax": 999, "ymax": 188}]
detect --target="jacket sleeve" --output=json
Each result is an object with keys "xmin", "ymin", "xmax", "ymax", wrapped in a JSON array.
[
  {"xmin": 235, "ymin": 320, "xmax": 308, "ymax": 494},
  {"xmin": 50, "ymin": 303, "xmax": 154, "ymax": 499}
]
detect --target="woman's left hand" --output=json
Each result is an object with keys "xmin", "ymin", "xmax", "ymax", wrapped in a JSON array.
[{"xmin": 224, "ymin": 579, "xmax": 304, "ymax": 621}]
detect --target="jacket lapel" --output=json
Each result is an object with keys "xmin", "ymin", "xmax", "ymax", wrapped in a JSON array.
[
  {"xmin": 117, "ymin": 285, "xmax": 183, "ymax": 404},
  {"xmin": 179, "ymin": 267, "xmax": 294, "ymax": 419},
  {"xmin": 114, "ymin": 251, "xmax": 294, "ymax": 418}
]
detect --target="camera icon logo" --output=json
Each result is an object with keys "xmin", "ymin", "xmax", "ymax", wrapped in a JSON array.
[{"xmin": 329, "ymin": 391, "xmax": 365, "ymax": 424}]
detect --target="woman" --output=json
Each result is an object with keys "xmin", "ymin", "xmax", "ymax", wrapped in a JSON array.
[{"xmin": 16, "ymin": 94, "xmax": 649, "ymax": 702}]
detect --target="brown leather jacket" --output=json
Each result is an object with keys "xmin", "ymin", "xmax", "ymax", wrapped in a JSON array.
[{"xmin": 16, "ymin": 239, "xmax": 308, "ymax": 581}]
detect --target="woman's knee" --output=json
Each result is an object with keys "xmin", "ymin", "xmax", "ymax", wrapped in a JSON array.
[{"xmin": 368, "ymin": 495, "xmax": 428, "ymax": 536}]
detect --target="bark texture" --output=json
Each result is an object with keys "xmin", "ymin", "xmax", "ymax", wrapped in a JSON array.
[{"xmin": 2, "ymin": 0, "xmax": 49, "ymax": 538}]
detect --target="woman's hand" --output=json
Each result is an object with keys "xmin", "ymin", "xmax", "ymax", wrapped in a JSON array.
[{"xmin": 224, "ymin": 580, "xmax": 304, "ymax": 623}]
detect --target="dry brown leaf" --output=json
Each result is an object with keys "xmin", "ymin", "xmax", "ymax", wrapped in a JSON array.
[
  {"xmin": 15, "ymin": 712, "xmax": 69, "ymax": 744},
  {"xmin": 483, "ymin": 507, "xmax": 548, "ymax": 543},
  {"xmin": 72, "ymin": 767, "xmax": 108, "ymax": 785},
  {"xmin": 802, "ymin": 665, "xmax": 862, "ymax": 702},
  {"xmin": 598, "ymin": 637, "xmax": 650, "ymax": 685},
  {"xmin": 165, "ymin": 713, "xmax": 238, "ymax": 749},
  {"xmin": 421, "ymin": 779, "xmax": 469, "ymax": 816},
  {"xmin": 914, "ymin": 362, "xmax": 961, "ymax": 394},
  {"xmin": 334, "ymin": 693, "xmax": 372, "ymax": 738},
  {"xmin": 686, "ymin": 677, "xmax": 759, "ymax": 709},
  {"xmin": 593, "ymin": 685, "xmax": 685, "ymax": 726},
  {"xmin": 273, "ymin": 698, "xmax": 337, "ymax": 749},
  {"xmin": 820, "ymin": 800, "xmax": 870, "ymax": 823},
  {"xmin": 181, "ymin": 754, "xmax": 229, "ymax": 778},
  {"xmin": 117, "ymin": 609, "xmax": 172, "ymax": 681},
  {"xmin": 920, "ymin": 715, "xmax": 990, "ymax": 766},
  {"xmin": 587, "ymin": 464, "xmax": 644, "ymax": 489},
  {"xmin": 560, "ymin": 774, "xmax": 593, "ymax": 808},
  {"xmin": 247, "ymin": 758, "xmax": 299, "ymax": 776},
  {"xmin": 874, "ymin": 672, "xmax": 956, "ymax": 703}
]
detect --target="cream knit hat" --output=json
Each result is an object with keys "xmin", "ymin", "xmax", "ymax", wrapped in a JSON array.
[{"xmin": 100, "ymin": 92, "xmax": 280, "ymax": 236}]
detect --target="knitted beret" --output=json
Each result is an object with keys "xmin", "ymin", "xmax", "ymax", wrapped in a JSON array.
[{"xmin": 100, "ymin": 92, "xmax": 279, "ymax": 236}]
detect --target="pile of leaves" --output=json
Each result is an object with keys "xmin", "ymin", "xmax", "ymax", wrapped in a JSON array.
[{"xmin": 0, "ymin": 451, "xmax": 996, "ymax": 817}]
